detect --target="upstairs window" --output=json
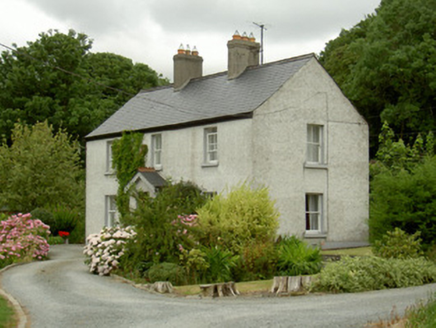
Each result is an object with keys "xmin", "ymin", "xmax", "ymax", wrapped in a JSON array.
[
  {"xmin": 204, "ymin": 127, "xmax": 218, "ymax": 165},
  {"xmin": 307, "ymin": 125, "xmax": 324, "ymax": 164},
  {"xmin": 106, "ymin": 140, "xmax": 114, "ymax": 173},
  {"xmin": 151, "ymin": 134, "xmax": 162, "ymax": 169},
  {"xmin": 305, "ymin": 194, "xmax": 323, "ymax": 233}
]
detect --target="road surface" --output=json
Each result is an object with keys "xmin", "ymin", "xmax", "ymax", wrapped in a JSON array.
[{"xmin": 1, "ymin": 245, "xmax": 435, "ymax": 328}]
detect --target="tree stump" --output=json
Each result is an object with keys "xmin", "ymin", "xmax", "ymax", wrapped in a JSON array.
[
  {"xmin": 151, "ymin": 281, "xmax": 173, "ymax": 294},
  {"xmin": 271, "ymin": 276, "xmax": 313, "ymax": 295},
  {"xmin": 200, "ymin": 282, "xmax": 240, "ymax": 297}
]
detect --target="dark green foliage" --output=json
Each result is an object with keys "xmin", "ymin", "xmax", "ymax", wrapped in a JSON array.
[
  {"xmin": 31, "ymin": 208, "xmax": 55, "ymax": 233},
  {"xmin": 369, "ymin": 155, "xmax": 436, "ymax": 247},
  {"xmin": 373, "ymin": 228, "xmax": 424, "ymax": 259},
  {"xmin": 320, "ymin": 0, "xmax": 436, "ymax": 154},
  {"xmin": 111, "ymin": 131, "xmax": 147, "ymax": 218},
  {"xmin": 312, "ymin": 256, "xmax": 436, "ymax": 293},
  {"xmin": 146, "ymin": 262, "xmax": 185, "ymax": 285},
  {"xmin": 276, "ymin": 236, "xmax": 322, "ymax": 276},
  {"xmin": 120, "ymin": 181, "xmax": 208, "ymax": 268},
  {"xmin": 0, "ymin": 30, "xmax": 168, "ymax": 145}
]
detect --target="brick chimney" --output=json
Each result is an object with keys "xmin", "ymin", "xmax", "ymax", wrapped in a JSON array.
[
  {"xmin": 227, "ymin": 31, "xmax": 260, "ymax": 79},
  {"xmin": 173, "ymin": 44, "xmax": 203, "ymax": 90}
]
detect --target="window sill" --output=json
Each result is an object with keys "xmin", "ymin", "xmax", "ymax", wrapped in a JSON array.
[
  {"xmin": 104, "ymin": 171, "xmax": 116, "ymax": 176},
  {"xmin": 154, "ymin": 165, "xmax": 163, "ymax": 172},
  {"xmin": 304, "ymin": 233, "xmax": 327, "ymax": 239},
  {"xmin": 202, "ymin": 162, "xmax": 219, "ymax": 168},
  {"xmin": 304, "ymin": 163, "xmax": 328, "ymax": 170}
]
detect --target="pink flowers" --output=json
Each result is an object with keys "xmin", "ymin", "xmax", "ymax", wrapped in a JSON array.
[{"xmin": 0, "ymin": 213, "xmax": 50, "ymax": 264}]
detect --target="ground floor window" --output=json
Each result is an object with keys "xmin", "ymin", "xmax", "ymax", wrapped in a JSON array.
[
  {"xmin": 305, "ymin": 194, "xmax": 323, "ymax": 233},
  {"xmin": 105, "ymin": 195, "xmax": 118, "ymax": 227}
]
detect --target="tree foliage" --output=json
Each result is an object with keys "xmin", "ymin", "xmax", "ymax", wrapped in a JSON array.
[
  {"xmin": 0, "ymin": 29, "xmax": 168, "ymax": 144},
  {"xmin": 369, "ymin": 155, "xmax": 436, "ymax": 247},
  {"xmin": 320, "ymin": 0, "xmax": 436, "ymax": 154},
  {"xmin": 0, "ymin": 121, "xmax": 84, "ymax": 212}
]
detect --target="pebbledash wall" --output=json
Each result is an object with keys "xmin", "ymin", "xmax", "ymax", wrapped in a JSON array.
[{"xmin": 86, "ymin": 55, "xmax": 368, "ymax": 243}]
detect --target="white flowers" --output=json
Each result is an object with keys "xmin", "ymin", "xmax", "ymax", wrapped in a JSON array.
[{"xmin": 83, "ymin": 226, "xmax": 136, "ymax": 276}]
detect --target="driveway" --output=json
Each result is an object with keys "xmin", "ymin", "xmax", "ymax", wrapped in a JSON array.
[{"xmin": 1, "ymin": 245, "xmax": 435, "ymax": 328}]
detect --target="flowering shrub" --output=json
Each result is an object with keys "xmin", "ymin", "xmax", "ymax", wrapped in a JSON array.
[
  {"xmin": 83, "ymin": 226, "xmax": 136, "ymax": 276},
  {"xmin": 0, "ymin": 213, "xmax": 51, "ymax": 265}
]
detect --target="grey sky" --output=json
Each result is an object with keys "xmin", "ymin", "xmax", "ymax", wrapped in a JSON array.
[{"xmin": 1, "ymin": 0, "xmax": 380, "ymax": 80}]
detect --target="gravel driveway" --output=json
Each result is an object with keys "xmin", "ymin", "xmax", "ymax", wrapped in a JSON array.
[{"xmin": 1, "ymin": 245, "xmax": 435, "ymax": 328}]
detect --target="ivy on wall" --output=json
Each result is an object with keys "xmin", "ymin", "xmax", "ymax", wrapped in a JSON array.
[{"xmin": 111, "ymin": 131, "xmax": 148, "ymax": 219}]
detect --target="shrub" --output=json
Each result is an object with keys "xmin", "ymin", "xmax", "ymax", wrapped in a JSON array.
[
  {"xmin": 83, "ymin": 226, "xmax": 136, "ymax": 276},
  {"xmin": 179, "ymin": 248, "xmax": 209, "ymax": 285},
  {"xmin": 202, "ymin": 246, "xmax": 239, "ymax": 283},
  {"xmin": 0, "ymin": 213, "xmax": 50, "ymax": 268},
  {"xmin": 311, "ymin": 256, "xmax": 436, "ymax": 293},
  {"xmin": 146, "ymin": 262, "xmax": 185, "ymax": 285},
  {"xmin": 122, "ymin": 181, "xmax": 208, "ymax": 266},
  {"xmin": 276, "ymin": 236, "xmax": 322, "ymax": 276},
  {"xmin": 369, "ymin": 156, "xmax": 436, "ymax": 247},
  {"xmin": 31, "ymin": 208, "xmax": 56, "ymax": 232},
  {"xmin": 196, "ymin": 183, "xmax": 279, "ymax": 254},
  {"xmin": 236, "ymin": 241, "xmax": 277, "ymax": 281},
  {"xmin": 47, "ymin": 236, "xmax": 64, "ymax": 245},
  {"xmin": 373, "ymin": 228, "xmax": 424, "ymax": 259}
]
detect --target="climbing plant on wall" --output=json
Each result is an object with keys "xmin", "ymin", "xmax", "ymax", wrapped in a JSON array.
[{"xmin": 111, "ymin": 131, "xmax": 147, "ymax": 219}]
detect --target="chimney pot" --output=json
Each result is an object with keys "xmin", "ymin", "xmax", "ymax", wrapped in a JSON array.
[
  {"xmin": 232, "ymin": 30, "xmax": 241, "ymax": 40},
  {"xmin": 185, "ymin": 44, "xmax": 191, "ymax": 55},
  {"xmin": 177, "ymin": 43, "xmax": 185, "ymax": 54},
  {"xmin": 192, "ymin": 46, "xmax": 199, "ymax": 56},
  {"xmin": 241, "ymin": 32, "xmax": 249, "ymax": 41},
  {"xmin": 249, "ymin": 32, "xmax": 255, "ymax": 42}
]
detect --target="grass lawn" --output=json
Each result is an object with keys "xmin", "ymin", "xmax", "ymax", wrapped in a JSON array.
[
  {"xmin": 321, "ymin": 246, "xmax": 373, "ymax": 257},
  {"xmin": 0, "ymin": 294, "xmax": 16, "ymax": 328},
  {"xmin": 173, "ymin": 279, "xmax": 273, "ymax": 296}
]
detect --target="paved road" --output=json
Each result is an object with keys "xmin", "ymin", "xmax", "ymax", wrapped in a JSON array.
[{"xmin": 1, "ymin": 245, "xmax": 436, "ymax": 328}]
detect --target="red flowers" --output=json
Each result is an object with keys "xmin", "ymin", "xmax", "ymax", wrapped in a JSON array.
[{"xmin": 59, "ymin": 231, "xmax": 70, "ymax": 238}]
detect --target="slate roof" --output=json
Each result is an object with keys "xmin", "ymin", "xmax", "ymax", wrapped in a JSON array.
[
  {"xmin": 86, "ymin": 53, "xmax": 314, "ymax": 140},
  {"xmin": 137, "ymin": 171, "xmax": 167, "ymax": 188}
]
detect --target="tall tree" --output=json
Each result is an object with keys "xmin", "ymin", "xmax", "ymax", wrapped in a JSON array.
[
  {"xmin": 0, "ymin": 121, "xmax": 84, "ymax": 212},
  {"xmin": 320, "ymin": 0, "xmax": 436, "ymax": 154},
  {"xmin": 0, "ymin": 30, "xmax": 168, "ymax": 144}
]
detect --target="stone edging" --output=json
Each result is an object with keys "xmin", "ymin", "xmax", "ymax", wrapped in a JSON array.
[{"xmin": 0, "ymin": 262, "xmax": 29, "ymax": 328}]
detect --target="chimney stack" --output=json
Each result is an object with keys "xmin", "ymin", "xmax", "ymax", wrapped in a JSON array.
[
  {"xmin": 227, "ymin": 31, "xmax": 260, "ymax": 79},
  {"xmin": 173, "ymin": 44, "xmax": 203, "ymax": 90}
]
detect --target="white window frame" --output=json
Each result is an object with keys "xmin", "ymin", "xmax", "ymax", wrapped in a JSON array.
[
  {"xmin": 306, "ymin": 124, "xmax": 324, "ymax": 164},
  {"xmin": 203, "ymin": 127, "xmax": 218, "ymax": 166},
  {"xmin": 105, "ymin": 195, "xmax": 118, "ymax": 227},
  {"xmin": 151, "ymin": 134, "xmax": 162, "ymax": 170},
  {"xmin": 106, "ymin": 140, "xmax": 114, "ymax": 174},
  {"xmin": 305, "ymin": 194, "xmax": 323, "ymax": 234}
]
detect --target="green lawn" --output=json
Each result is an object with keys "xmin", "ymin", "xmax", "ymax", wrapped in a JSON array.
[
  {"xmin": 0, "ymin": 294, "xmax": 16, "ymax": 328},
  {"xmin": 321, "ymin": 246, "xmax": 373, "ymax": 257}
]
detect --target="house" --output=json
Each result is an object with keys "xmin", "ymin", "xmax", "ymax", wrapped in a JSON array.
[{"xmin": 85, "ymin": 32, "xmax": 369, "ymax": 246}]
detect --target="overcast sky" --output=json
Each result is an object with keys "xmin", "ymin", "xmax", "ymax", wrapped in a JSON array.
[{"xmin": 1, "ymin": 0, "xmax": 380, "ymax": 80}]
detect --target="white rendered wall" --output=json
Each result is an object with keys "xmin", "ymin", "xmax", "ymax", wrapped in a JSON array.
[{"xmin": 252, "ymin": 57, "xmax": 369, "ymax": 241}]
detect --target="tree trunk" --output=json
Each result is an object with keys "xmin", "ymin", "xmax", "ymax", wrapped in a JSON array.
[
  {"xmin": 200, "ymin": 282, "xmax": 240, "ymax": 297},
  {"xmin": 271, "ymin": 276, "xmax": 313, "ymax": 295},
  {"xmin": 151, "ymin": 281, "xmax": 173, "ymax": 294}
]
